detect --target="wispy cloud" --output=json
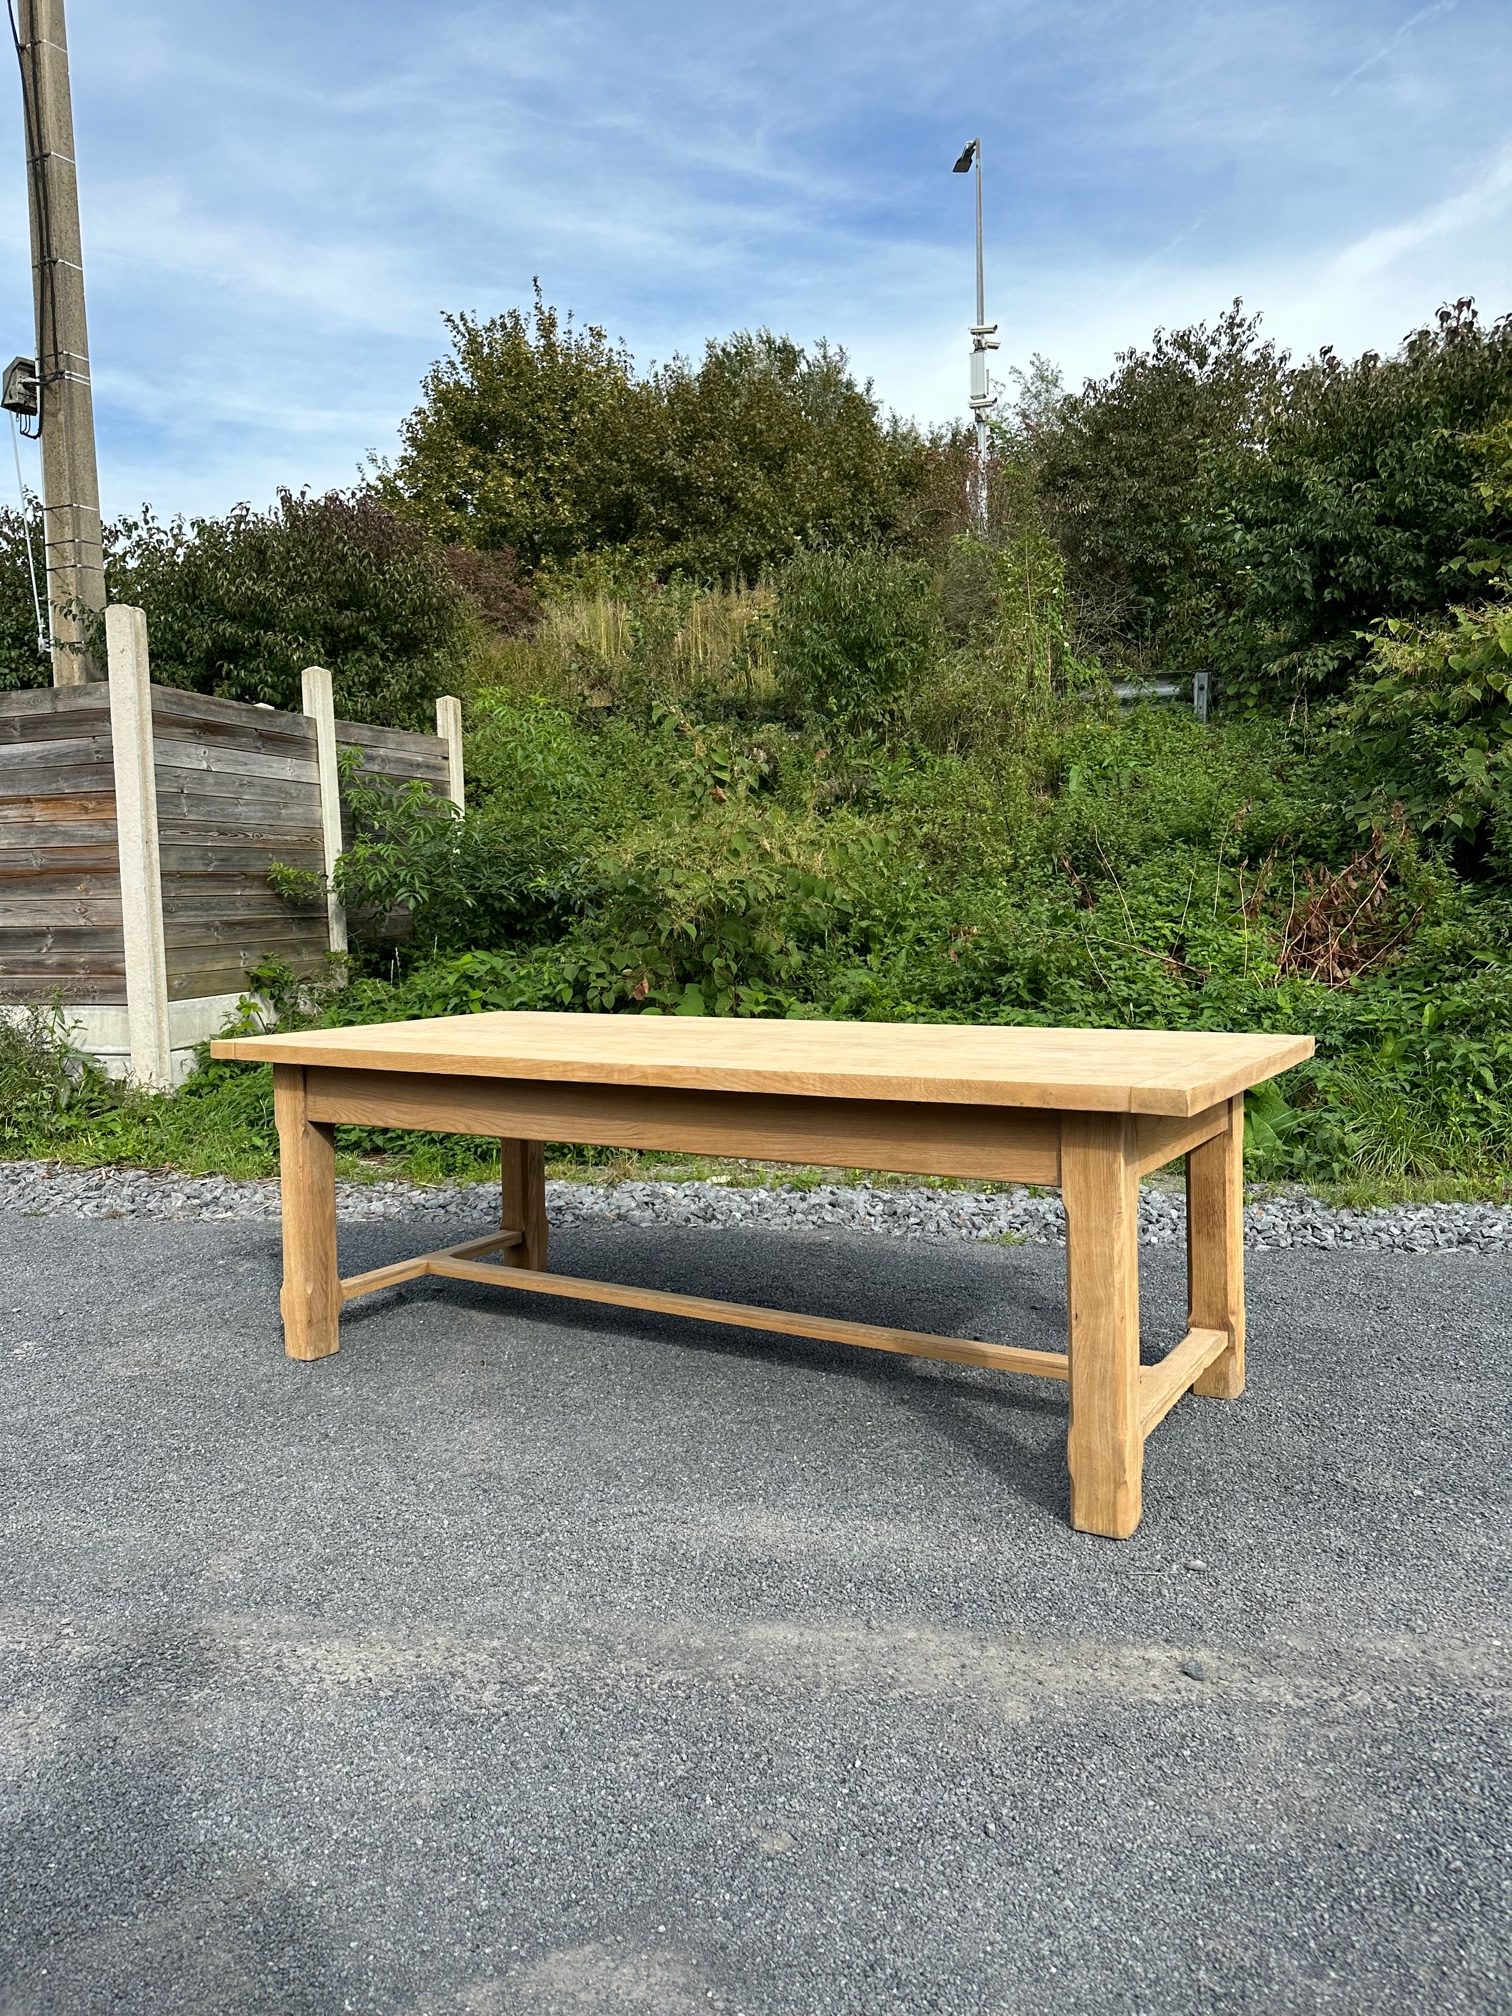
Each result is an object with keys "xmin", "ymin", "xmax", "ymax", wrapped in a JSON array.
[
  {"xmin": 0, "ymin": 0, "xmax": 1503, "ymax": 516},
  {"xmin": 1330, "ymin": 0, "xmax": 1459, "ymax": 96},
  {"xmin": 1332, "ymin": 142, "xmax": 1512, "ymax": 283}
]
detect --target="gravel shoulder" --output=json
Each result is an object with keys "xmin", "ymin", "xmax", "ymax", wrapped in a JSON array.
[
  {"xmin": 4, "ymin": 1155, "xmax": 1512, "ymax": 1251},
  {"xmin": 2, "ymin": 1204, "xmax": 1509, "ymax": 2014}
]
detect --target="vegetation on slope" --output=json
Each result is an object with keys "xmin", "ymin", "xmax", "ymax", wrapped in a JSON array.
[{"xmin": 1, "ymin": 294, "xmax": 1510, "ymax": 1197}]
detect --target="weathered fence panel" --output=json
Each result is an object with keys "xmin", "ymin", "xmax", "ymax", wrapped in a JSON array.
[
  {"xmin": 0, "ymin": 605, "xmax": 464, "ymax": 1087},
  {"xmin": 152, "ymin": 688, "xmax": 328, "ymax": 1004},
  {"xmin": 0, "ymin": 685, "xmax": 123, "ymax": 1003},
  {"xmin": 335, "ymin": 717, "xmax": 453, "ymax": 786}
]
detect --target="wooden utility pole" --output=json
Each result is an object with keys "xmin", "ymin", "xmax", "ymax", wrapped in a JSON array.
[{"xmin": 17, "ymin": 0, "xmax": 105, "ymax": 683}]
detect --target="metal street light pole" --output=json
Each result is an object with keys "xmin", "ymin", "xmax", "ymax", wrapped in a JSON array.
[
  {"xmin": 952, "ymin": 136, "xmax": 998, "ymax": 537},
  {"xmin": 972, "ymin": 142, "xmax": 985, "ymax": 328}
]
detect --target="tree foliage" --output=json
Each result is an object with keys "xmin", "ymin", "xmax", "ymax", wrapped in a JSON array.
[
  {"xmin": 1331, "ymin": 414, "xmax": 1512, "ymax": 874},
  {"xmin": 1341, "ymin": 598, "xmax": 1512, "ymax": 874},
  {"xmin": 1208, "ymin": 299, "xmax": 1512, "ymax": 697},
  {"xmin": 633, "ymin": 333, "xmax": 924, "ymax": 581},
  {"xmin": 380, "ymin": 287, "xmax": 948, "ymax": 583},
  {"xmin": 379, "ymin": 293, "xmax": 643, "ymax": 571},
  {"xmin": 1032, "ymin": 303, "xmax": 1285, "ymax": 663},
  {"xmin": 0, "ymin": 505, "xmax": 51, "ymax": 692},
  {"xmin": 103, "ymin": 489, "xmax": 478, "ymax": 724}
]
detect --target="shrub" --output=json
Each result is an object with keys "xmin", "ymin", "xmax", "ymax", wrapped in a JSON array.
[
  {"xmin": 0, "ymin": 1005, "xmax": 86, "ymax": 1145},
  {"xmin": 769, "ymin": 547, "xmax": 938, "ymax": 730},
  {"xmin": 1206, "ymin": 300, "xmax": 1512, "ymax": 699},
  {"xmin": 104, "ymin": 489, "xmax": 475, "ymax": 725},
  {"xmin": 1336, "ymin": 598, "xmax": 1512, "ymax": 873},
  {"xmin": 442, "ymin": 544, "xmax": 538, "ymax": 636}
]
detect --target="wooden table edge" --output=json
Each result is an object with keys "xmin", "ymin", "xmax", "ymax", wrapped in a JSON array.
[{"xmin": 210, "ymin": 1031, "xmax": 1316, "ymax": 1116}]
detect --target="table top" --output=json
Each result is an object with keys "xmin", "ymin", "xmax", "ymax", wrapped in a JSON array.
[{"xmin": 212, "ymin": 1012, "xmax": 1313, "ymax": 1117}]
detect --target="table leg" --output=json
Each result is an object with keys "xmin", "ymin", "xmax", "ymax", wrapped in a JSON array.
[
  {"xmin": 1062, "ymin": 1113, "xmax": 1143, "ymax": 1538},
  {"xmin": 501, "ymin": 1137, "xmax": 549, "ymax": 1270},
  {"xmin": 1187, "ymin": 1094, "xmax": 1245, "ymax": 1399},
  {"xmin": 272, "ymin": 1064, "xmax": 340, "ymax": 1361}
]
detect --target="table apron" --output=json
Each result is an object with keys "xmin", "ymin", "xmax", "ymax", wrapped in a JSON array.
[{"xmin": 301, "ymin": 1066, "xmax": 1063, "ymax": 1186}]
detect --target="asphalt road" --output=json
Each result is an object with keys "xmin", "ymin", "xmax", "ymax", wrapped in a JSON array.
[{"xmin": 2, "ymin": 1210, "xmax": 1509, "ymax": 2015}]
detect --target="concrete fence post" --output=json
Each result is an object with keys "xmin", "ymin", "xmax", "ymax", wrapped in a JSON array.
[
  {"xmin": 300, "ymin": 665, "xmax": 348, "ymax": 956},
  {"xmin": 105, "ymin": 604, "xmax": 171, "ymax": 1089},
  {"xmin": 435, "ymin": 694, "xmax": 465, "ymax": 812}
]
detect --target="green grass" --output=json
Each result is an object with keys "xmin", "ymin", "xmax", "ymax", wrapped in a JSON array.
[
  {"xmin": 4, "ymin": 1026, "xmax": 1503, "ymax": 1209},
  {"xmin": 1304, "ymin": 1170, "xmax": 1512, "ymax": 1209}
]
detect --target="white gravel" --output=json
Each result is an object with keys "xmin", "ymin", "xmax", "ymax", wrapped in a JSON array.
[{"xmin": 2, "ymin": 1158, "xmax": 1509, "ymax": 1251}]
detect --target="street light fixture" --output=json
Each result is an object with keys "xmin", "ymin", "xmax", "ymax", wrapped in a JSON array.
[{"xmin": 952, "ymin": 135, "xmax": 998, "ymax": 534}]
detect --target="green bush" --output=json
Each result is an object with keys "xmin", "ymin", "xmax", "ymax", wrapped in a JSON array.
[
  {"xmin": 769, "ymin": 547, "xmax": 938, "ymax": 729},
  {"xmin": 1338, "ymin": 599, "xmax": 1512, "ymax": 870},
  {"xmin": 306, "ymin": 665, "xmax": 1511, "ymax": 1188},
  {"xmin": 0, "ymin": 1006, "xmax": 86, "ymax": 1145},
  {"xmin": 0, "ymin": 1001, "xmax": 281, "ymax": 1175},
  {"xmin": 332, "ymin": 695, "xmax": 632, "ymax": 955},
  {"xmin": 12, "ymin": 680, "xmax": 1512, "ymax": 1194},
  {"xmin": 103, "ymin": 489, "xmax": 476, "ymax": 725},
  {"xmin": 1203, "ymin": 301, "xmax": 1512, "ymax": 699}
]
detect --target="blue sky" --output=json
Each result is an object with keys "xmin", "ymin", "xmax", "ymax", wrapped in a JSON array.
[{"xmin": 0, "ymin": 0, "xmax": 1507, "ymax": 519}]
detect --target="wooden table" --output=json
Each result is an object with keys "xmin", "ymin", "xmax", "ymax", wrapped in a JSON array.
[{"xmin": 211, "ymin": 1013, "xmax": 1313, "ymax": 1538}]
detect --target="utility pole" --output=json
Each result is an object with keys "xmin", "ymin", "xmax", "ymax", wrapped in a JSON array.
[
  {"xmin": 14, "ymin": 0, "xmax": 106, "ymax": 683},
  {"xmin": 951, "ymin": 137, "xmax": 999, "ymax": 537}
]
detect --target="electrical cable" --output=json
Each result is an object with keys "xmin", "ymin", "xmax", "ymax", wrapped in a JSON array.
[
  {"xmin": 10, "ymin": 408, "xmax": 48, "ymax": 654},
  {"xmin": 17, "ymin": 4, "xmax": 57, "ymax": 414},
  {"xmin": 8, "ymin": 0, "xmax": 57, "ymax": 438}
]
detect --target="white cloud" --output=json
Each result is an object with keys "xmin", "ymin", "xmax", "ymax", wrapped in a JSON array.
[
  {"xmin": 0, "ymin": 0, "xmax": 1503, "ymax": 516},
  {"xmin": 1329, "ymin": 0, "xmax": 1459, "ymax": 96}
]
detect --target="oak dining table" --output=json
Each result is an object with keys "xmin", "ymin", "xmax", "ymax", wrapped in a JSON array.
[{"xmin": 211, "ymin": 1011, "xmax": 1314, "ymax": 1538}]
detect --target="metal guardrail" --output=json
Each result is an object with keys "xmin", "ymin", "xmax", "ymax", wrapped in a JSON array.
[{"xmin": 1110, "ymin": 670, "xmax": 1212, "ymax": 722}]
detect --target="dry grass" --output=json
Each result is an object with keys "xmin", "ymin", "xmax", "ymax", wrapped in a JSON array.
[{"xmin": 470, "ymin": 583, "xmax": 777, "ymax": 711}]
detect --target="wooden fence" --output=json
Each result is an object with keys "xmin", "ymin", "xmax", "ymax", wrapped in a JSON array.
[
  {"xmin": 0, "ymin": 682, "xmax": 122, "ymax": 1002},
  {"xmin": 0, "ymin": 603, "xmax": 461, "ymax": 1086}
]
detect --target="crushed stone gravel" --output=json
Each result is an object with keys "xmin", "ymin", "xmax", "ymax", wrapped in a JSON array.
[{"xmin": 2, "ymin": 1157, "xmax": 1508, "ymax": 1252}]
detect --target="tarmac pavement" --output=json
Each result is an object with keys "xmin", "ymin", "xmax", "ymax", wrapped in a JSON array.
[{"xmin": 2, "ymin": 1210, "xmax": 1508, "ymax": 2015}]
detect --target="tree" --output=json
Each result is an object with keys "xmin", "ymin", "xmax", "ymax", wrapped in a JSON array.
[
  {"xmin": 379, "ymin": 287, "xmax": 643, "ymax": 571},
  {"xmin": 0, "ymin": 505, "xmax": 50, "ymax": 691},
  {"xmin": 633, "ymin": 332, "xmax": 921, "ymax": 581},
  {"xmin": 382, "ymin": 294, "xmax": 938, "ymax": 584},
  {"xmin": 1209, "ymin": 299, "xmax": 1512, "ymax": 699},
  {"xmin": 1330, "ymin": 412, "xmax": 1512, "ymax": 873},
  {"xmin": 1033, "ymin": 303, "xmax": 1285, "ymax": 664},
  {"xmin": 105, "ymin": 489, "xmax": 475, "ymax": 724}
]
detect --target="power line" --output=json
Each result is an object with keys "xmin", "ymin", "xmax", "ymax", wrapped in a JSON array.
[
  {"xmin": 10, "ymin": 408, "xmax": 47, "ymax": 653},
  {"xmin": 7, "ymin": 0, "xmax": 57, "ymax": 439}
]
